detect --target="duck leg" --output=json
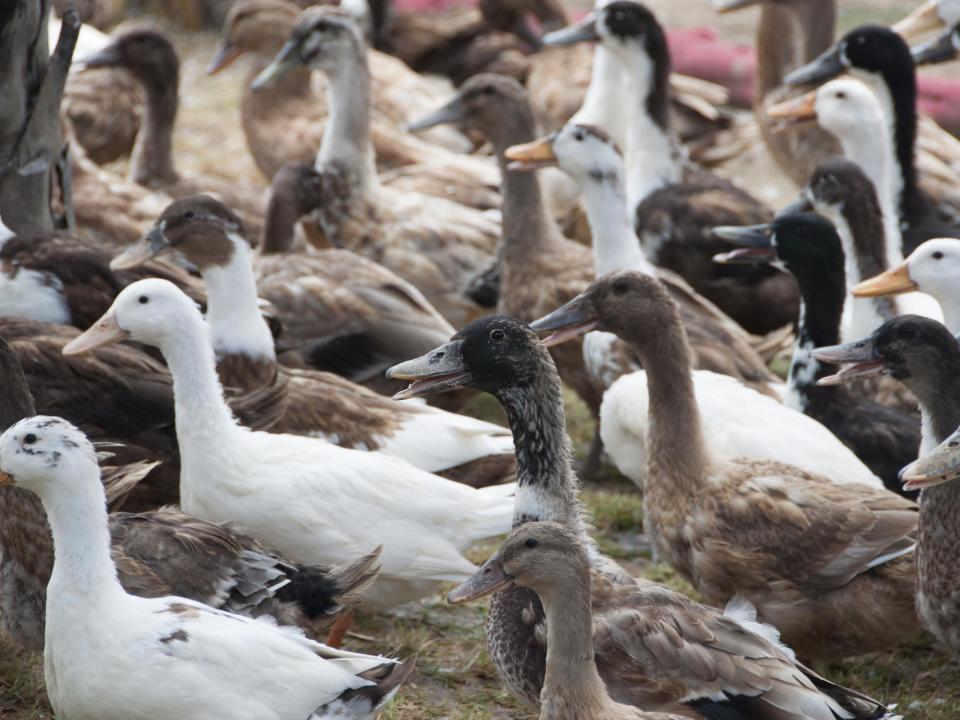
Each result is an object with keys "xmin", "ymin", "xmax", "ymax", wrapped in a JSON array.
[{"xmin": 324, "ymin": 609, "xmax": 354, "ymax": 648}]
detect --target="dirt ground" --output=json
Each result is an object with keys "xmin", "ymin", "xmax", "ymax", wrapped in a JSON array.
[{"xmin": 3, "ymin": 1, "xmax": 960, "ymax": 719}]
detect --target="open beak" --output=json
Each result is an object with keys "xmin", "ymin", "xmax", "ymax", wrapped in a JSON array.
[
  {"xmin": 813, "ymin": 337, "xmax": 885, "ymax": 386},
  {"xmin": 711, "ymin": 223, "xmax": 777, "ymax": 265},
  {"xmin": 894, "ymin": 0, "xmax": 948, "ymax": 44},
  {"xmin": 852, "ymin": 263, "xmax": 917, "ymax": 298},
  {"xmin": 407, "ymin": 96, "xmax": 467, "ymax": 133},
  {"xmin": 505, "ymin": 135, "xmax": 558, "ymax": 172},
  {"xmin": 899, "ymin": 428, "xmax": 960, "ymax": 491},
  {"xmin": 767, "ymin": 90, "xmax": 818, "ymax": 129},
  {"xmin": 447, "ymin": 554, "xmax": 512, "ymax": 603},
  {"xmin": 911, "ymin": 26, "xmax": 959, "ymax": 66},
  {"xmin": 530, "ymin": 293, "xmax": 598, "ymax": 347},
  {"xmin": 74, "ymin": 42, "xmax": 123, "ymax": 70},
  {"xmin": 110, "ymin": 224, "xmax": 170, "ymax": 271},
  {"xmin": 208, "ymin": 41, "xmax": 242, "ymax": 75},
  {"xmin": 251, "ymin": 39, "xmax": 301, "ymax": 91},
  {"xmin": 712, "ymin": 0, "xmax": 760, "ymax": 13},
  {"xmin": 784, "ymin": 45, "xmax": 845, "ymax": 87},
  {"xmin": 542, "ymin": 13, "xmax": 598, "ymax": 47},
  {"xmin": 386, "ymin": 339, "xmax": 471, "ymax": 400},
  {"xmin": 63, "ymin": 312, "xmax": 129, "ymax": 356},
  {"xmin": 0, "ymin": 470, "xmax": 12, "ymax": 487}
]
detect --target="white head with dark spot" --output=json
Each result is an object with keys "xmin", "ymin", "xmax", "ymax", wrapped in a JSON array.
[
  {"xmin": 903, "ymin": 239, "xmax": 960, "ymax": 304},
  {"xmin": 813, "ymin": 78, "xmax": 885, "ymax": 144},
  {"xmin": 507, "ymin": 124, "xmax": 624, "ymax": 189},
  {"xmin": 0, "ymin": 416, "xmax": 99, "ymax": 497}
]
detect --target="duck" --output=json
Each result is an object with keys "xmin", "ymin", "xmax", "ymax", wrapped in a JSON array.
[
  {"xmin": 895, "ymin": 0, "xmax": 960, "ymax": 46},
  {"xmin": 910, "ymin": 18, "xmax": 960, "ymax": 65},
  {"xmin": 530, "ymin": 271, "xmax": 920, "ymax": 660},
  {"xmin": 63, "ymin": 278, "xmax": 515, "ymax": 609},
  {"xmin": 854, "ymin": 237, "xmax": 960, "ymax": 335},
  {"xmin": 76, "ymin": 28, "xmax": 269, "ymax": 238},
  {"xmin": 450, "ymin": 523, "xmax": 687, "ymax": 720},
  {"xmin": 784, "ymin": 24, "xmax": 960, "ymax": 254},
  {"xmin": 714, "ymin": 213, "xmax": 921, "ymax": 496},
  {"xmin": 542, "ymin": 2, "xmax": 798, "ymax": 335},
  {"xmin": 252, "ymin": 8, "xmax": 500, "ymax": 329},
  {"xmin": 814, "ymin": 315, "xmax": 960, "ymax": 657},
  {"xmin": 111, "ymin": 195, "xmax": 516, "ymax": 486},
  {"xmin": 712, "ymin": 0, "xmax": 841, "ymax": 186},
  {"xmin": 387, "ymin": 315, "xmax": 900, "ymax": 716},
  {"xmin": 0, "ymin": 415, "xmax": 412, "ymax": 720},
  {"xmin": 0, "ymin": 332, "xmax": 380, "ymax": 653}
]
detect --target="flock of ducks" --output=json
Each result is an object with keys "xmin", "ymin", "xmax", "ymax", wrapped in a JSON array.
[{"xmin": 4, "ymin": 0, "xmax": 960, "ymax": 718}]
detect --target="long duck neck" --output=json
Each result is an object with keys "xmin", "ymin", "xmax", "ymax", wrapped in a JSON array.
[
  {"xmin": 579, "ymin": 166, "xmax": 656, "ymax": 277},
  {"xmin": 755, "ymin": 0, "xmax": 836, "ymax": 97},
  {"xmin": 493, "ymin": 352, "xmax": 583, "ymax": 532},
  {"xmin": 130, "ymin": 67, "xmax": 180, "ymax": 187},
  {"xmin": 203, "ymin": 236, "xmax": 277, "ymax": 362},
  {"xmin": 833, "ymin": 123, "xmax": 900, "ymax": 249},
  {"xmin": 316, "ymin": 51, "xmax": 378, "ymax": 193},
  {"xmin": 572, "ymin": 45, "xmax": 629, "ymax": 149},
  {"xmin": 903, "ymin": 358, "xmax": 960, "ymax": 455},
  {"xmin": 537, "ymin": 568, "xmax": 609, "ymax": 717}
]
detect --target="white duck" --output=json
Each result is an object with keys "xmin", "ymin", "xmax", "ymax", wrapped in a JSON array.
[
  {"xmin": 63, "ymin": 279, "xmax": 515, "ymax": 609},
  {"xmin": 512, "ymin": 124, "xmax": 882, "ymax": 489},
  {"xmin": 0, "ymin": 415, "xmax": 412, "ymax": 720}
]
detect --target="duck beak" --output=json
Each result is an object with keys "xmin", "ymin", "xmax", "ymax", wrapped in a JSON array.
[
  {"xmin": 386, "ymin": 339, "xmax": 471, "ymax": 400},
  {"xmin": 899, "ymin": 429, "xmax": 960, "ymax": 491},
  {"xmin": 784, "ymin": 45, "xmax": 845, "ymax": 87},
  {"xmin": 110, "ymin": 224, "xmax": 170, "ymax": 271},
  {"xmin": 767, "ymin": 90, "xmax": 818, "ymax": 128},
  {"xmin": 911, "ymin": 26, "xmax": 959, "ymax": 66},
  {"xmin": 852, "ymin": 263, "xmax": 917, "ymax": 298},
  {"xmin": 542, "ymin": 13, "xmax": 598, "ymax": 48},
  {"xmin": 448, "ymin": 554, "xmax": 512, "ymax": 604},
  {"xmin": 406, "ymin": 96, "xmax": 467, "ymax": 132},
  {"xmin": 505, "ymin": 135, "xmax": 558, "ymax": 172},
  {"xmin": 251, "ymin": 39, "xmax": 300, "ymax": 91},
  {"xmin": 711, "ymin": 224, "xmax": 777, "ymax": 264},
  {"xmin": 74, "ymin": 42, "xmax": 123, "ymax": 70},
  {"xmin": 812, "ymin": 337, "xmax": 885, "ymax": 386},
  {"xmin": 0, "ymin": 470, "xmax": 12, "ymax": 487},
  {"xmin": 208, "ymin": 41, "xmax": 242, "ymax": 75},
  {"xmin": 63, "ymin": 312, "xmax": 129, "ymax": 356},
  {"xmin": 530, "ymin": 293, "xmax": 598, "ymax": 347},
  {"xmin": 894, "ymin": 0, "xmax": 947, "ymax": 45},
  {"xmin": 712, "ymin": 0, "xmax": 759, "ymax": 13}
]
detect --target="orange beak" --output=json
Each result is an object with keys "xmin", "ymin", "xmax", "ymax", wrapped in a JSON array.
[
  {"xmin": 0, "ymin": 470, "xmax": 12, "ymax": 487},
  {"xmin": 767, "ymin": 91, "xmax": 818, "ymax": 128},
  {"xmin": 852, "ymin": 263, "xmax": 917, "ymax": 298},
  {"xmin": 505, "ymin": 136, "xmax": 558, "ymax": 172}
]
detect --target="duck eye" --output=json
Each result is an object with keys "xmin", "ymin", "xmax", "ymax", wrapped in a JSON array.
[
  {"xmin": 490, "ymin": 328, "xmax": 505, "ymax": 341},
  {"xmin": 482, "ymin": 86, "xmax": 495, "ymax": 96},
  {"xmin": 524, "ymin": 538, "xmax": 538, "ymax": 548},
  {"xmin": 836, "ymin": 91, "xmax": 846, "ymax": 99},
  {"xmin": 901, "ymin": 326, "xmax": 916, "ymax": 338},
  {"xmin": 139, "ymin": 295, "xmax": 149, "ymax": 304},
  {"xmin": 184, "ymin": 211, "xmax": 195, "ymax": 219},
  {"xmin": 574, "ymin": 131, "xmax": 584, "ymax": 141},
  {"xmin": 612, "ymin": 279, "xmax": 629, "ymax": 294},
  {"xmin": 933, "ymin": 251, "xmax": 944, "ymax": 260},
  {"xmin": 23, "ymin": 433, "xmax": 37, "ymax": 445}
]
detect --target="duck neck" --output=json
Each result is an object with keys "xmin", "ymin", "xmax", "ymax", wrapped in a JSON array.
[
  {"xmin": 755, "ymin": 0, "xmax": 835, "ymax": 96},
  {"xmin": 834, "ymin": 128, "xmax": 901, "ymax": 254},
  {"xmin": 40, "ymin": 464, "xmax": 124, "ymax": 603},
  {"xmin": 615, "ymin": 42, "xmax": 681, "ymax": 209},
  {"xmin": 628, "ymin": 309, "xmax": 710, "ymax": 492},
  {"xmin": 130, "ymin": 71, "xmax": 180, "ymax": 187},
  {"xmin": 494, "ymin": 355, "xmax": 582, "ymax": 530},
  {"xmin": 572, "ymin": 45, "xmax": 629, "ymax": 149},
  {"xmin": 579, "ymin": 169, "xmax": 656, "ymax": 277},
  {"xmin": 537, "ymin": 570, "xmax": 608, "ymax": 716},
  {"xmin": 202, "ymin": 236, "xmax": 277, "ymax": 362},
  {"xmin": 316, "ymin": 55, "xmax": 377, "ymax": 193},
  {"xmin": 904, "ymin": 358, "xmax": 960, "ymax": 454}
]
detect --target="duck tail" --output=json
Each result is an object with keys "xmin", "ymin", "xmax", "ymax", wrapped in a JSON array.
[
  {"xmin": 357, "ymin": 656, "xmax": 417, "ymax": 714},
  {"xmin": 279, "ymin": 546, "xmax": 382, "ymax": 625},
  {"xmin": 463, "ymin": 482, "xmax": 516, "ymax": 538}
]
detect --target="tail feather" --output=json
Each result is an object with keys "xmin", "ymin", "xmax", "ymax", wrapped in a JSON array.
[{"xmin": 279, "ymin": 546, "xmax": 382, "ymax": 624}]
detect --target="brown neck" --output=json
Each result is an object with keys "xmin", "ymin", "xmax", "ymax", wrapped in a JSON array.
[
  {"xmin": 755, "ymin": 0, "xmax": 836, "ymax": 97},
  {"xmin": 130, "ymin": 77, "xmax": 180, "ymax": 187}
]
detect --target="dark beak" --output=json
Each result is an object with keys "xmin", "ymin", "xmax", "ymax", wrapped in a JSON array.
[
  {"xmin": 712, "ymin": 0, "xmax": 760, "ymax": 12},
  {"xmin": 251, "ymin": 39, "xmax": 301, "ymax": 91},
  {"xmin": 448, "ymin": 554, "xmax": 513, "ymax": 603},
  {"xmin": 711, "ymin": 223, "xmax": 777, "ymax": 264},
  {"xmin": 110, "ymin": 224, "xmax": 170, "ymax": 270},
  {"xmin": 899, "ymin": 427, "xmax": 960, "ymax": 491},
  {"xmin": 407, "ymin": 96, "xmax": 467, "ymax": 132},
  {"xmin": 386, "ymin": 339, "xmax": 471, "ymax": 400},
  {"xmin": 75, "ymin": 42, "xmax": 123, "ymax": 70},
  {"xmin": 208, "ymin": 41, "xmax": 242, "ymax": 75},
  {"xmin": 812, "ymin": 337, "xmax": 885, "ymax": 386},
  {"xmin": 911, "ymin": 27, "xmax": 959, "ymax": 66},
  {"xmin": 784, "ymin": 45, "xmax": 846, "ymax": 86},
  {"xmin": 529, "ymin": 293, "xmax": 598, "ymax": 347},
  {"xmin": 542, "ymin": 13, "xmax": 598, "ymax": 47}
]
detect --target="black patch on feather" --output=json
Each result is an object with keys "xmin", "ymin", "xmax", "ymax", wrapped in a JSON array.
[{"xmin": 276, "ymin": 566, "xmax": 341, "ymax": 620}]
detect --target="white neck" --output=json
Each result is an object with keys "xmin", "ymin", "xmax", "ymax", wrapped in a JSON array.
[
  {"xmin": 204, "ymin": 236, "xmax": 276, "ymax": 361},
  {"xmin": 316, "ymin": 59, "xmax": 378, "ymax": 191},
  {"xmin": 39, "ymin": 462, "xmax": 125, "ymax": 604},
  {"xmin": 579, "ymin": 171, "xmax": 656, "ymax": 277},
  {"xmin": 616, "ymin": 45, "xmax": 680, "ymax": 212},
  {"xmin": 940, "ymin": 302, "xmax": 960, "ymax": 337},
  {"xmin": 854, "ymin": 72, "xmax": 903, "ymax": 213},
  {"xmin": 572, "ymin": 45, "xmax": 629, "ymax": 149}
]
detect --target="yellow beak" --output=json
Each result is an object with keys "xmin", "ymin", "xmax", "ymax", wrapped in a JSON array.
[
  {"xmin": 894, "ymin": 1, "xmax": 947, "ymax": 45},
  {"xmin": 767, "ymin": 90, "xmax": 818, "ymax": 125},
  {"xmin": 504, "ymin": 136, "xmax": 558, "ymax": 171},
  {"xmin": 852, "ymin": 263, "xmax": 918, "ymax": 298},
  {"xmin": 62, "ymin": 313, "xmax": 129, "ymax": 356},
  {"xmin": 0, "ymin": 470, "xmax": 13, "ymax": 487}
]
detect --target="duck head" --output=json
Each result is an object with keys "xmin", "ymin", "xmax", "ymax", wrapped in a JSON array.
[
  {"xmin": 77, "ymin": 28, "xmax": 179, "ymax": 93},
  {"xmin": 208, "ymin": 0, "xmax": 300, "ymax": 74},
  {"xmin": 855, "ymin": 238, "xmax": 960, "ymax": 302},
  {"xmin": 899, "ymin": 424, "xmax": 960, "ymax": 491},
  {"xmin": 714, "ymin": 213, "xmax": 841, "ymax": 279},
  {"xmin": 0, "ymin": 416, "xmax": 98, "ymax": 496},
  {"xmin": 506, "ymin": 123, "xmax": 624, "ymax": 188},
  {"xmin": 785, "ymin": 25, "xmax": 910, "ymax": 86},
  {"xmin": 769, "ymin": 77, "xmax": 883, "ymax": 140}
]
